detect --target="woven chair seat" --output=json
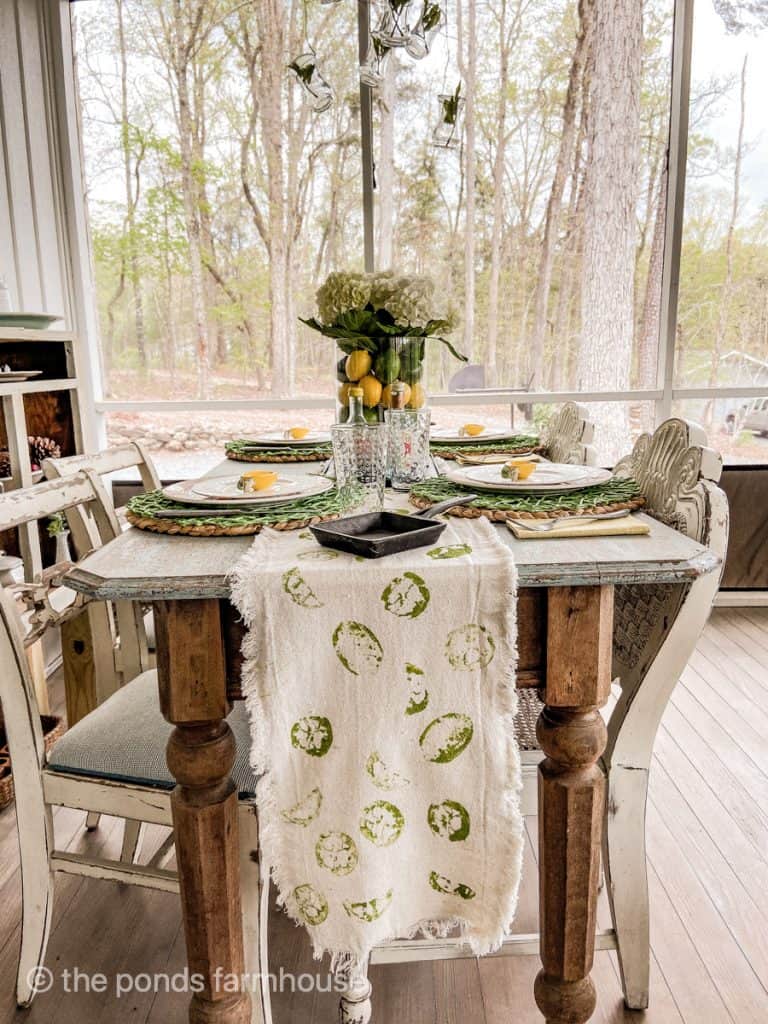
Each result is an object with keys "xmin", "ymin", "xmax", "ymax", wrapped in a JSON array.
[
  {"xmin": 47, "ymin": 671, "xmax": 257, "ymax": 796},
  {"xmin": 515, "ymin": 688, "xmax": 543, "ymax": 751}
]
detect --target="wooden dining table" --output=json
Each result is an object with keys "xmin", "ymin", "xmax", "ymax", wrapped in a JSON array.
[{"xmin": 65, "ymin": 459, "xmax": 719, "ymax": 1024}]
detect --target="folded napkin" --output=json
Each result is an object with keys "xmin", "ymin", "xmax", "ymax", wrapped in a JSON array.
[
  {"xmin": 506, "ymin": 515, "xmax": 650, "ymax": 540},
  {"xmin": 230, "ymin": 517, "xmax": 523, "ymax": 963}
]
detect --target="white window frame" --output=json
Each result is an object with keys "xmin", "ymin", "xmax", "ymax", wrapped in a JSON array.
[{"xmin": 55, "ymin": 0, "xmax": 767, "ymax": 434}]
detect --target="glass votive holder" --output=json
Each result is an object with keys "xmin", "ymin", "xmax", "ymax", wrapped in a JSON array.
[
  {"xmin": 385, "ymin": 408, "xmax": 431, "ymax": 491},
  {"xmin": 331, "ymin": 422, "xmax": 389, "ymax": 512}
]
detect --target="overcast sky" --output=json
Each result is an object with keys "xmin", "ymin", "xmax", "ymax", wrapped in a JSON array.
[{"xmin": 694, "ymin": 0, "xmax": 768, "ymax": 212}]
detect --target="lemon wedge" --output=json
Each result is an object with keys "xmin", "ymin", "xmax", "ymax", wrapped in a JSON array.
[
  {"xmin": 238, "ymin": 470, "xmax": 278, "ymax": 493},
  {"xmin": 285, "ymin": 426, "xmax": 310, "ymax": 440},
  {"xmin": 502, "ymin": 459, "xmax": 536, "ymax": 481},
  {"xmin": 459, "ymin": 424, "xmax": 485, "ymax": 437}
]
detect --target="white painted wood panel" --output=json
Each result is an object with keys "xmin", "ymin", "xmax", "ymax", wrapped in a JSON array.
[{"xmin": 0, "ymin": 0, "xmax": 75, "ymax": 325}]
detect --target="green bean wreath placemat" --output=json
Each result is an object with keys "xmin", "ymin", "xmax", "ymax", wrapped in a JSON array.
[
  {"xmin": 226, "ymin": 439, "xmax": 332, "ymax": 463},
  {"xmin": 430, "ymin": 434, "xmax": 541, "ymax": 459},
  {"xmin": 125, "ymin": 487, "xmax": 354, "ymax": 536},
  {"xmin": 230, "ymin": 516, "xmax": 523, "ymax": 963},
  {"xmin": 410, "ymin": 475, "xmax": 645, "ymax": 521}
]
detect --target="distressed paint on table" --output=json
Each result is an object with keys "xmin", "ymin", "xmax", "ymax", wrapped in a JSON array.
[
  {"xmin": 64, "ymin": 461, "xmax": 719, "ymax": 1024},
  {"xmin": 65, "ymin": 509, "xmax": 718, "ymax": 602}
]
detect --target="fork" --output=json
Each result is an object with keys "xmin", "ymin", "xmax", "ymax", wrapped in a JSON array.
[
  {"xmin": 508, "ymin": 509, "xmax": 632, "ymax": 532},
  {"xmin": 454, "ymin": 451, "xmax": 539, "ymax": 466}
]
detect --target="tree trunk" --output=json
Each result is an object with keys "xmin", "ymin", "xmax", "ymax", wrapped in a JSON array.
[
  {"xmin": 549, "ymin": 62, "xmax": 591, "ymax": 392},
  {"xmin": 530, "ymin": 0, "xmax": 594, "ymax": 391},
  {"xmin": 377, "ymin": 57, "xmax": 396, "ymax": 270},
  {"xmin": 257, "ymin": 0, "xmax": 292, "ymax": 396},
  {"xmin": 457, "ymin": 0, "xmax": 477, "ymax": 361},
  {"xmin": 170, "ymin": 0, "xmax": 210, "ymax": 400},
  {"xmin": 706, "ymin": 55, "xmax": 747, "ymax": 425},
  {"xmin": 486, "ymin": 0, "xmax": 510, "ymax": 388},
  {"xmin": 577, "ymin": 0, "xmax": 642, "ymax": 458},
  {"xmin": 636, "ymin": 162, "xmax": 667, "ymax": 428},
  {"xmin": 116, "ymin": 0, "xmax": 147, "ymax": 372}
]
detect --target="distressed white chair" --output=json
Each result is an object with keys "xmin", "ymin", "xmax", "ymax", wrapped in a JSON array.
[
  {"xmin": 0, "ymin": 473, "xmax": 271, "ymax": 1024},
  {"xmin": 540, "ymin": 400, "xmax": 597, "ymax": 465},
  {"xmin": 335, "ymin": 417, "xmax": 728, "ymax": 1022},
  {"xmin": 43, "ymin": 442, "xmax": 161, "ymax": 699}
]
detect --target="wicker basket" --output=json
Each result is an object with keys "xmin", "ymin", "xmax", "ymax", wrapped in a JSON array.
[{"xmin": 0, "ymin": 714, "xmax": 64, "ymax": 811}]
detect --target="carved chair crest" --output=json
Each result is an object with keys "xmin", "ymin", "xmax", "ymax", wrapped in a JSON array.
[
  {"xmin": 541, "ymin": 402, "xmax": 596, "ymax": 465},
  {"xmin": 611, "ymin": 418, "xmax": 727, "ymax": 682},
  {"xmin": 612, "ymin": 418, "xmax": 723, "ymax": 542}
]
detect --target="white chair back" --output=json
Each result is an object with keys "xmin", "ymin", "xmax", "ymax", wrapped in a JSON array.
[{"xmin": 541, "ymin": 401, "xmax": 597, "ymax": 465}]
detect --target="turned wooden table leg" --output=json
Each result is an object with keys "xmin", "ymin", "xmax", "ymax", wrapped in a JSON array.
[
  {"xmin": 155, "ymin": 599, "xmax": 251, "ymax": 1024},
  {"xmin": 534, "ymin": 585, "xmax": 613, "ymax": 1024}
]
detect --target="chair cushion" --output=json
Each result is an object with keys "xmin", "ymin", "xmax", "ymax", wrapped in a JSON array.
[{"xmin": 47, "ymin": 671, "xmax": 257, "ymax": 796}]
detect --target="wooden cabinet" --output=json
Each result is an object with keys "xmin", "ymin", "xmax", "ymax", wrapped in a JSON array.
[{"xmin": 0, "ymin": 327, "xmax": 85, "ymax": 574}]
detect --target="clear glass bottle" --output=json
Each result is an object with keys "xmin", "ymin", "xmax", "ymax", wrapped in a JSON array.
[
  {"xmin": 347, "ymin": 386, "xmax": 367, "ymax": 425},
  {"xmin": 331, "ymin": 386, "xmax": 388, "ymax": 511}
]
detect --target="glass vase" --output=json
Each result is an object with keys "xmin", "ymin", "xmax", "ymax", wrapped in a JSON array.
[
  {"xmin": 405, "ymin": 1, "xmax": 444, "ymax": 59},
  {"xmin": 372, "ymin": 0, "xmax": 415, "ymax": 47},
  {"xmin": 288, "ymin": 52, "xmax": 333, "ymax": 113},
  {"xmin": 335, "ymin": 337, "xmax": 428, "ymax": 424},
  {"xmin": 360, "ymin": 36, "xmax": 392, "ymax": 89},
  {"xmin": 432, "ymin": 90, "xmax": 464, "ymax": 149},
  {"xmin": 331, "ymin": 421, "xmax": 388, "ymax": 512},
  {"xmin": 385, "ymin": 408, "xmax": 431, "ymax": 490}
]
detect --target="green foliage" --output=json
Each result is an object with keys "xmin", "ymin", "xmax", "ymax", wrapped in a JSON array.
[{"xmin": 72, "ymin": 0, "xmax": 765, "ymax": 404}]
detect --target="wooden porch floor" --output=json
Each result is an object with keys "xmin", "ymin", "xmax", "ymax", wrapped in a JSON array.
[{"xmin": 2, "ymin": 607, "xmax": 768, "ymax": 1023}]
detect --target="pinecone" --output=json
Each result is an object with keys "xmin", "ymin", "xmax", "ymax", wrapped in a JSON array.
[
  {"xmin": 28, "ymin": 435, "xmax": 61, "ymax": 470},
  {"xmin": 0, "ymin": 451, "xmax": 10, "ymax": 478}
]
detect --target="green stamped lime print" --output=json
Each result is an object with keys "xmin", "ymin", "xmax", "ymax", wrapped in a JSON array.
[
  {"xmin": 428, "ymin": 871, "xmax": 476, "ymax": 900},
  {"xmin": 445, "ymin": 624, "xmax": 496, "ymax": 670},
  {"xmin": 360, "ymin": 800, "xmax": 405, "ymax": 847},
  {"xmin": 293, "ymin": 883, "xmax": 329, "ymax": 925},
  {"xmin": 282, "ymin": 567, "xmax": 323, "ymax": 608},
  {"xmin": 297, "ymin": 548, "xmax": 339, "ymax": 562},
  {"xmin": 343, "ymin": 889, "xmax": 394, "ymax": 922},
  {"xmin": 419, "ymin": 713, "xmax": 474, "ymax": 763},
  {"xmin": 290, "ymin": 716, "xmax": 333, "ymax": 757},
  {"xmin": 281, "ymin": 786, "xmax": 322, "ymax": 826},
  {"xmin": 405, "ymin": 662, "xmax": 429, "ymax": 716},
  {"xmin": 332, "ymin": 621, "xmax": 383, "ymax": 676},
  {"xmin": 315, "ymin": 831, "xmax": 359, "ymax": 876},
  {"xmin": 427, "ymin": 800, "xmax": 471, "ymax": 842},
  {"xmin": 381, "ymin": 572, "xmax": 431, "ymax": 619},
  {"xmin": 365, "ymin": 752, "xmax": 410, "ymax": 790},
  {"xmin": 426, "ymin": 543, "xmax": 472, "ymax": 559}
]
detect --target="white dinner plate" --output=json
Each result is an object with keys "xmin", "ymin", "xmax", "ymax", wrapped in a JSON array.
[
  {"xmin": 0, "ymin": 369, "xmax": 43, "ymax": 382},
  {"xmin": 162, "ymin": 474, "xmax": 333, "ymax": 507},
  {"xmin": 430, "ymin": 427, "xmax": 525, "ymax": 443},
  {"xmin": 242, "ymin": 430, "xmax": 331, "ymax": 447},
  {"xmin": 447, "ymin": 462, "xmax": 612, "ymax": 494},
  {"xmin": 0, "ymin": 313, "xmax": 63, "ymax": 329}
]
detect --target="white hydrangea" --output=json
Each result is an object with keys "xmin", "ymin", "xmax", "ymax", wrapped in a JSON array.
[
  {"xmin": 385, "ymin": 275, "xmax": 435, "ymax": 326},
  {"xmin": 316, "ymin": 271, "xmax": 371, "ymax": 323},
  {"xmin": 314, "ymin": 269, "xmax": 446, "ymax": 330}
]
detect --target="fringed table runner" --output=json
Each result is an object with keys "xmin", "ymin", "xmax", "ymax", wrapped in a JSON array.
[{"xmin": 230, "ymin": 517, "xmax": 523, "ymax": 962}]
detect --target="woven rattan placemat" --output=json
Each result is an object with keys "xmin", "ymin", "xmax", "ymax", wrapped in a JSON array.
[
  {"xmin": 125, "ymin": 486, "xmax": 354, "ymax": 536},
  {"xmin": 409, "ymin": 475, "xmax": 645, "ymax": 521},
  {"xmin": 225, "ymin": 439, "xmax": 332, "ymax": 464},
  {"xmin": 430, "ymin": 434, "xmax": 542, "ymax": 459}
]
